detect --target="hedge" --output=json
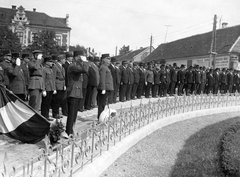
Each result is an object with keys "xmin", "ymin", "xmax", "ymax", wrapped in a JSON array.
[{"xmin": 220, "ymin": 121, "xmax": 240, "ymax": 176}]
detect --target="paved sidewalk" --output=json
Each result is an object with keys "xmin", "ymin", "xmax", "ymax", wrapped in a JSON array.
[{"xmin": 0, "ymin": 97, "xmax": 158, "ymax": 171}]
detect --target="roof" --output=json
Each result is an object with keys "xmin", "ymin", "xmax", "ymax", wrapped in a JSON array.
[
  {"xmin": 117, "ymin": 47, "xmax": 148, "ymax": 61},
  {"xmin": 143, "ymin": 24, "xmax": 240, "ymax": 62},
  {"xmin": 0, "ymin": 6, "xmax": 71, "ymax": 30}
]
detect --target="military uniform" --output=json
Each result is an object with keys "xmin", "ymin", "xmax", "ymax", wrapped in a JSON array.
[
  {"xmin": 131, "ymin": 64, "xmax": 140, "ymax": 99},
  {"xmin": 41, "ymin": 57, "xmax": 56, "ymax": 119},
  {"xmin": 28, "ymin": 53, "xmax": 45, "ymax": 111},
  {"xmin": 119, "ymin": 62, "xmax": 128, "ymax": 102},
  {"xmin": 66, "ymin": 51, "xmax": 87, "ymax": 135},
  {"xmin": 51, "ymin": 57, "xmax": 65, "ymax": 118}
]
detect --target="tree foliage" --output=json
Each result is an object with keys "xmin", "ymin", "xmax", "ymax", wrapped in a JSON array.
[
  {"xmin": 0, "ymin": 25, "xmax": 22, "ymax": 53},
  {"xmin": 26, "ymin": 30, "xmax": 66, "ymax": 55},
  {"xmin": 119, "ymin": 45, "xmax": 130, "ymax": 55}
]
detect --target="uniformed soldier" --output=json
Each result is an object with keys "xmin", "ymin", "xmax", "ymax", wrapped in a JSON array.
[
  {"xmin": 159, "ymin": 65, "xmax": 167, "ymax": 97},
  {"xmin": 41, "ymin": 56, "xmax": 56, "ymax": 120},
  {"xmin": 145, "ymin": 62, "xmax": 154, "ymax": 98},
  {"xmin": 119, "ymin": 60, "xmax": 128, "ymax": 102},
  {"xmin": 65, "ymin": 50, "xmax": 88, "ymax": 136},
  {"xmin": 169, "ymin": 64, "xmax": 178, "ymax": 96},
  {"xmin": 7, "ymin": 52, "xmax": 27, "ymax": 101},
  {"xmin": 28, "ymin": 50, "xmax": 45, "ymax": 111},
  {"xmin": 137, "ymin": 62, "xmax": 145, "ymax": 99},
  {"xmin": 194, "ymin": 65, "xmax": 201, "ymax": 95},
  {"xmin": 228, "ymin": 68, "xmax": 234, "ymax": 95},
  {"xmin": 200, "ymin": 66, "xmax": 207, "ymax": 94},
  {"xmin": 108, "ymin": 57, "xmax": 117, "ymax": 104},
  {"xmin": 177, "ymin": 64, "xmax": 186, "ymax": 96},
  {"xmin": 21, "ymin": 53, "xmax": 30, "ymax": 101},
  {"xmin": 126, "ymin": 62, "xmax": 134, "ymax": 100},
  {"xmin": 186, "ymin": 66, "xmax": 194, "ymax": 96},
  {"xmin": 213, "ymin": 68, "xmax": 220, "ymax": 94},
  {"xmin": 131, "ymin": 62, "xmax": 140, "ymax": 99},
  {"xmin": 152, "ymin": 62, "xmax": 160, "ymax": 97},
  {"xmin": 51, "ymin": 54, "xmax": 66, "ymax": 118},
  {"xmin": 220, "ymin": 68, "xmax": 228, "ymax": 94}
]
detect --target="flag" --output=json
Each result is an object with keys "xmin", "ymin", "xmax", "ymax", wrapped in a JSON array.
[{"xmin": 0, "ymin": 85, "xmax": 50, "ymax": 143}]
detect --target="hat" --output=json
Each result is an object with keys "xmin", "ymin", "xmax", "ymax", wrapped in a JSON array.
[
  {"xmin": 52, "ymin": 54, "xmax": 58, "ymax": 61},
  {"xmin": 66, "ymin": 52, "xmax": 73, "ymax": 58},
  {"xmin": 180, "ymin": 64, "xmax": 185, "ymax": 68},
  {"xmin": 94, "ymin": 56, "xmax": 100, "ymax": 62},
  {"xmin": 22, "ymin": 53, "xmax": 30, "ymax": 58},
  {"xmin": 101, "ymin": 54, "xmax": 110, "ymax": 60},
  {"xmin": 11, "ymin": 52, "xmax": 20, "ymax": 58},
  {"xmin": 139, "ymin": 62, "xmax": 144, "ymax": 67},
  {"xmin": 2, "ymin": 50, "xmax": 11, "ymax": 56},
  {"xmin": 111, "ymin": 57, "xmax": 117, "ymax": 63},
  {"xmin": 73, "ymin": 50, "xmax": 85, "ymax": 57},
  {"xmin": 133, "ymin": 62, "xmax": 138, "ymax": 66},
  {"xmin": 57, "ymin": 54, "xmax": 65, "ymax": 61},
  {"xmin": 147, "ymin": 62, "xmax": 153, "ymax": 66},
  {"xmin": 122, "ymin": 60, "xmax": 128, "ymax": 65},
  {"xmin": 44, "ymin": 56, "xmax": 53, "ymax": 62},
  {"xmin": 32, "ymin": 50, "xmax": 42, "ymax": 54}
]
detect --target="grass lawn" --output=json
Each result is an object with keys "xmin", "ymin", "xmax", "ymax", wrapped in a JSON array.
[{"xmin": 170, "ymin": 116, "xmax": 240, "ymax": 177}]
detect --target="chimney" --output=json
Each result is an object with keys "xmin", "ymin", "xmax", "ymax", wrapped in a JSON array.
[
  {"xmin": 12, "ymin": 5, "xmax": 17, "ymax": 9},
  {"xmin": 33, "ymin": 8, "xmax": 36, "ymax": 12},
  {"xmin": 222, "ymin": 22, "xmax": 228, "ymax": 28}
]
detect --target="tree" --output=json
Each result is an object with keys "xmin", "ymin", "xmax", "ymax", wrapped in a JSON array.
[
  {"xmin": 119, "ymin": 45, "xmax": 130, "ymax": 55},
  {"xmin": 26, "ymin": 30, "xmax": 66, "ymax": 55},
  {"xmin": 0, "ymin": 25, "xmax": 21, "ymax": 53}
]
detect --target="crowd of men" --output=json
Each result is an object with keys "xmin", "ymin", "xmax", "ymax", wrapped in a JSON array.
[{"xmin": 0, "ymin": 49, "xmax": 240, "ymax": 136}]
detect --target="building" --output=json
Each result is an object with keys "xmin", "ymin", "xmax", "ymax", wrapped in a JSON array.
[
  {"xmin": 117, "ymin": 46, "xmax": 154, "ymax": 62},
  {"xmin": 0, "ymin": 5, "xmax": 71, "ymax": 50},
  {"xmin": 144, "ymin": 24, "xmax": 240, "ymax": 69}
]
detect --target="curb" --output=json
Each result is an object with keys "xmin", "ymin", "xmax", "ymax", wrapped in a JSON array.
[{"xmin": 74, "ymin": 106, "xmax": 240, "ymax": 177}]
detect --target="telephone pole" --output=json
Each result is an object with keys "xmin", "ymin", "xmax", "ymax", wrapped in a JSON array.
[
  {"xmin": 164, "ymin": 25, "xmax": 171, "ymax": 43},
  {"xmin": 209, "ymin": 14, "xmax": 217, "ymax": 69},
  {"xmin": 150, "ymin": 35, "xmax": 153, "ymax": 54},
  {"xmin": 115, "ymin": 46, "xmax": 118, "ymax": 56}
]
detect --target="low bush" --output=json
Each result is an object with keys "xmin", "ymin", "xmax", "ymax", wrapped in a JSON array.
[{"xmin": 220, "ymin": 121, "xmax": 240, "ymax": 176}]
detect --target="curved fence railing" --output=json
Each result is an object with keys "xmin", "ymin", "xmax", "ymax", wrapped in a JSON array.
[{"xmin": 2, "ymin": 94, "xmax": 240, "ymax": 177}]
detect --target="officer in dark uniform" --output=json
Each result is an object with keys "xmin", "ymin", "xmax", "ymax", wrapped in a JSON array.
[
  {"xmin": 28, "ymin": 50, "xmax": 45, "ymax": 111},
  {"xmin": 108, "ymin": 57, "xmax": 117, "ymax": 104},
  {"xmin": 137, "ymin": 62, "xmax": 145, "ymax": 99},
  {"xmin": 213, "ymin": 68, "xmax": 220, "ymax": 94},
  {"xmin": 41, "ymin": 56, "xmax": 56, "ymax": 120},
  {"xmin": 159, "ymin": 65, "xmax": 167, "ymax": 97},
  {"xmin": 66, "ymin": 50, "xmax": 88, "ymax": 136},
  {"xmin": 126, "ymin": 62, "xmax": 134, "ymax": 100},
  {"xmin": 119, "ymin": 60, "xmax": 128, "ymax": 102},
  {"xmin": 220, "ymin": 68, "xmax": 228, "ymax": 94},
  {"xmin": 228, "ymin": 68, "xmax": 234, "ymax": 95},
  {"xmin": 21, "ymin": 53, "xmax": 30, "ymax": 100},
  {"xmin": 177, "ymin": 64, "xmax": 186, "ymax": 96},
  {"xmin": 169, "ymin": 64, "xmax": 178, "ymax": 96},
  {"xmin": 186, "ymin": 66, "xmax": 194, "ymax": 96},
  {"xmin": 194, "ymin": 65, "xmax": 201, "ymax": 95},
  {"xmin": 52, "ymin": 54, "xmax": 66, "ymax": 118},
  {"xmin": 7, "ymin": 52, "xmax": 27, "ymax": 101},
  {"xmin": 131, "ymin": 62, "xmax": 140, "ymax": 99}
]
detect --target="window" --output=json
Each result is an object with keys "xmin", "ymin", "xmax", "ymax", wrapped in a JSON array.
[
  {"xmin": 56, "ymin": 35, "xmax": 61, "ymax": 46},
  {"xmin": 17, "ymin": 31, "xmax": 23, "ymax": 43}
]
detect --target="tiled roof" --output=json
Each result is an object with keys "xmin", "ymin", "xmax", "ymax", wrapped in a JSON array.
[
  {"xmin": 0, "ymin": 7, "xmax": 71, "ymax": 30},
  {"xmin": 117, "ymin": 47, "xmax": 148, "ymax": 61},
  {"xmin": 143, "ymin": 25, "xmax": 240, "ymax": 62}
]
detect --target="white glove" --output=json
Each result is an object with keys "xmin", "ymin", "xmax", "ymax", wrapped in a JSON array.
[
  {"xmin": 102, "ymin": 90, "xmax": 106, "ymax": 94},
  {"xmin": 53, "ymin": 90, "xmax": 57, "ymax": 94},
  {"xmin": 16, "ymin": 58, "xmax": 21, "ymax": 66},
  {"xmin": 37, "ymin": 54, "xmax": 43, "ymax": 60},
  {"xmin": 42, "ymin": 91, "xmax": 47, "ymax": 97},
  {"xmin": 145, "ymin": 82, "xmax": 147, "ymax": 85},
  {"xmin": 64, "ymin": 86, "xmax": 66, "ymax": 90}
]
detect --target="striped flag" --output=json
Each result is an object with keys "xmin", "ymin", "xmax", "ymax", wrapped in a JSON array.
[{"xmin": 0, "ymin": 85, "xmax": 50, "ymax": 143}]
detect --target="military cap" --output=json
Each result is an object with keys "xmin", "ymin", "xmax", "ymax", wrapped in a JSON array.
[
  {"xmin": 111, "ymin": 57, "xmax": 117, "ymax": 62},
  {"xmin": 139, "ymin": 62, "xmax": 144, "ymax": 67},
  {"xmin": 52, "ymin": 54, "xmax": 58, "ymax": 61},
  {"xmin": 66, "ymin": 52, "xmax": 73, "ymax": 58},
  {"xmin": 32, "ymin": 50, "xmax": 42, "ymax": 54},
  {"xmin": 94, "ymin": 56, "xmax": 100, "ymax": 62},
  {"xmin": 1, "ymin": 50, "xmax": 11, "ymax": 56},
  {"xmin": 11, "ymin": 52, "xmax": 20, "ymax": 58},
  {"xmin": 44, "ymin": 56, "xmax": 53, "ymax": 62},
  {"xmin": 180, "ymin": 64, "xmax": 185, "ymax": 68},
  {"xmin": 101, "ymin": 53, "xmax": 110, "ymax": 60},
  {"xmin": 22, "ymin": 53, "xmax": 30, "ymax": 59},
  {"xmin": 73, "ymin": 50, "xmax": 85, "ymax": 57},
  {"xmin": 57, "ymin": 54, "xmax": 66, "ymax": 61},
  {"xmin": 122, "ymin": 60, "xmax": 128, "ymax": 65},
  {"xmin": 88, "ymin": 56, "xmax": 94, "ymax": 62}
]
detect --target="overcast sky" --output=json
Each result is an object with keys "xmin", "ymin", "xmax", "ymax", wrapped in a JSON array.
[{"xmin": 1, "ymin": 0, "xmax": 240, "ymax": 55}]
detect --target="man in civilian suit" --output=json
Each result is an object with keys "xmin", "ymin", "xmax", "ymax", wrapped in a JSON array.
[
  {"xmin": 61, "ymin": 52, "xmax": 73, "ymax": 116},
  {"xmin": 28, "ymin": 50, "xmax": 45, "ymax": 111},
  {"xmin": 119, "ymin": 61, "xmax": 128, "ymax": 102},
  {"xmin": 108, "ymin": 57, "xmax": 117, "ymax": 104},
  {"xmin": 177, "ymin": 64, "xmax": 185, "ymax": 96},
  {"xmin": 213, "ymin": 68, "xmax": 220, "ymax": 94},
  {"xmin": 126, "ymin": 62, "xmax": 134, "ymax": 100},
  {"xmin": 169, "ymin": 64, "xmax": 178, "ymax": 96},
  {"xmin": 65, "ymin": 50, "xmax": 88, "ymax": 136},
  {"xmin": 21, "ymin": 53, "xmax": 30, "ymax": 101}
]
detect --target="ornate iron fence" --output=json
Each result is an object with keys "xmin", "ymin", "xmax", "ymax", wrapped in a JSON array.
[{"xmin": 2, "ymin": 94, "xmax": 240, "ymax": 177}]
